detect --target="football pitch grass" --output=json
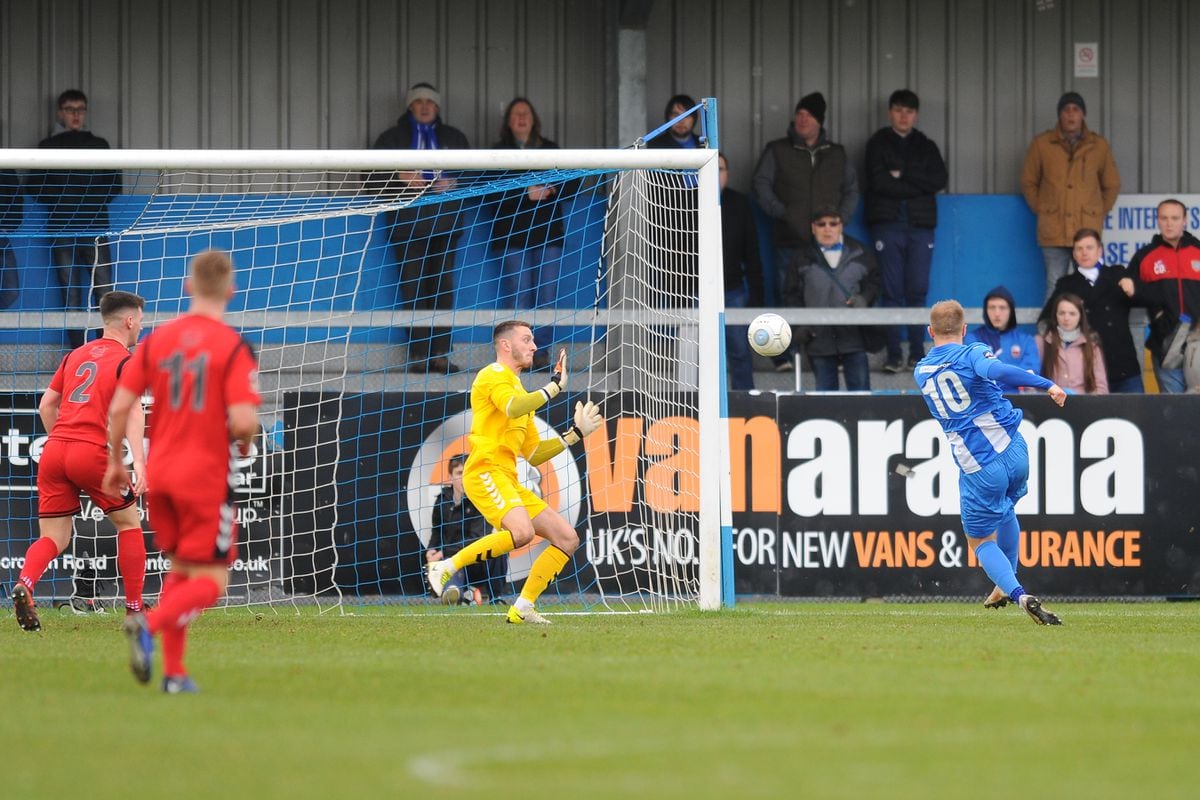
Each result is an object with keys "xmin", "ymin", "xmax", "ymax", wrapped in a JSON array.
[{"xmin": 3, "ymin": 601, "xmax": 1197, "ymax": 800}]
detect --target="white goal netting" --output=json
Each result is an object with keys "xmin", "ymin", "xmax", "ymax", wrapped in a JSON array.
[{"xmin": 0, "ymin": 147, "xmax": 726, "ymax": 615}]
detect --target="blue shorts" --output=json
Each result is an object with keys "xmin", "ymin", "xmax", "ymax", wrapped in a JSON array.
[{"xmin": 959, "ymin": 433, "xmax": 1028, "ymax": 539}]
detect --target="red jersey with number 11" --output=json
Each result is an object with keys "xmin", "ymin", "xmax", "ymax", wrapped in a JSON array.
[
  {"xmin": 118, "ymin": 314, "xmax": 260, "ymax": 497},
  {"xmin": 47, "ymin": 337, "xmax": 133, "ymax": 447}
]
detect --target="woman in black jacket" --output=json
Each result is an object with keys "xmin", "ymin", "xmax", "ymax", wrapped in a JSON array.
[
  {"xmin": 490, "ymin": 98, "xmax": 574, "ymax": 369},
  {"xmin": 1038, "ymin": 228, "xmax": 1142, "ymax": 392}
]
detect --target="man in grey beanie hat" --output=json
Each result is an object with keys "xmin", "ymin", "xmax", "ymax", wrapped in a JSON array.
[
  {"xmin": 373, "ymin": 82, "xmax": 470, "ymax": 374},
  {"xmin": 1021, "ymin": 91, "xmax": 1120, "ymax": 301}
]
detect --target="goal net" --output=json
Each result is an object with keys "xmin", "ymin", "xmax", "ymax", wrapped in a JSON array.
[{"xmin": 0, "ymin": 144, "xmax": 728, "ymax": 616}]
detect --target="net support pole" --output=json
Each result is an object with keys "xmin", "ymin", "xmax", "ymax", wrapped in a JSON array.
[{"xmin": 696, "ymin": 131, "xmax": 729, "ymax": 610}]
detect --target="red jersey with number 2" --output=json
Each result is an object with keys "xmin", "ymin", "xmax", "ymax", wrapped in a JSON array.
[
  {"xmin": 118, "ymin": 314, "xmax": 260, "ymax": 497},
  {"xmin": 48, "ymin": 338, "xmax": 132, "ymax": 446}
]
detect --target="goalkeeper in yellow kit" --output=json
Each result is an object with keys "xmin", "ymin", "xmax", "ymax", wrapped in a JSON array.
[{"xmin": 427, "ymin": 320, "xmax": 603, "ymax": 624}]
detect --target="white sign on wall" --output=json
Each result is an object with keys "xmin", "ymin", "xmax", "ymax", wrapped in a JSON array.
[
  {"xmin": 1074, "ymin": 42, "xmax": 1099, "ymax": 78},
  {"xmin": 1102, "ymin": 194, "xmax": 1200, "ymax": 266}
]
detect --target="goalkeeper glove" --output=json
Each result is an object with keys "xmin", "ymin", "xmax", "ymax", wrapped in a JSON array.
[
  {"xmin": 563, "ymin": 400, "xmax": 604, "ymax": 445},
  {"xmin": 540, "ymin": 348, "xmax": 568, "ymax": 401}
]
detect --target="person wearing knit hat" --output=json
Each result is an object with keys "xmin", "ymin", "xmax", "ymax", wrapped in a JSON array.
[
  {"xmin": 795, "ymin": 92, "xmax": 826, "ymax": 126},
  {"xmin": 1021, "ymin": 91, "xmax": 1120, "ymax": 302},
  {"xmin": 372, "ymin": 82, "xmax": 471, "ymax": 375},
  {"xmin": 405, "ymin": 82, "xmax": 441, "ymax": 111},
  {"xmin": 1056, "ymin": 91, "xmax": 1086, "ymax": 116},
  {"xmin": 752, "ymin": 90, "xmax": 859, "ymax": 371}
]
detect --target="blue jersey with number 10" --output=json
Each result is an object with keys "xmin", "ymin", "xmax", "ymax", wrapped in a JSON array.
[{"xmin": 913, "ymin": 342, "xmax": 1025, "ymax": 474}]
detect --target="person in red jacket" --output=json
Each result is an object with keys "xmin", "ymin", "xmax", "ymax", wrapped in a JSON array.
[{"xmin": 1121, "ymin": 199, "xmax": 1200, "ymax": 393}]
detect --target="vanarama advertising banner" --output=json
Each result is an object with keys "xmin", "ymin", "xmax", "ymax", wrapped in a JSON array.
[
  {"xmin": 724, "ymin": 394, "xmax": 1197, "ymax": 598},
  {"xmin": 284, "ymin": 392, "xmax": 1197, "ymax": 599}
]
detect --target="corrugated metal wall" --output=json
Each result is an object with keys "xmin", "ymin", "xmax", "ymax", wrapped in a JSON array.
[
  {"xmin": 0, "ymin": 0, "xmax": 611, "ymax": 151},
  {"xmin": 646, "ymin": 0, "xmax": 1200, "ymax": 194},
  {"xmin": 1, "ymin": 0, "xmax": 1196, "ymax": 194}
]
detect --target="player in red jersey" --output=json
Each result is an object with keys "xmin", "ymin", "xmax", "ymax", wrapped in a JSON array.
[
  {"xmin": 12, "ymin": 291, "xmax": 148, "ymax": 632},
  {"xmin": 104, "ymin": 250, "xmax": 260, "ymax": 694}
]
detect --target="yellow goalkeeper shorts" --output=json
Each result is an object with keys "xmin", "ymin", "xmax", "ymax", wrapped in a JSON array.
[{"xmin": 463, "ymin": 462, "xmax": 549, "ymax": 530}]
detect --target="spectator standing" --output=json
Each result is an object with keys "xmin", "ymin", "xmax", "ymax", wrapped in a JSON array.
[
  {"xmin": 0, "ymin": 165, "xmax": 21, "ymax": 309},
  {"xmin": 753, "ymin": 92, "xmax": 859, "ymax": 370},
  {"xmin": 645, "ymin": 94, "xmax": 702, "ymax": 306},
  {"xmin": 1039, "ymin": 228, "xmax": 1142, "ymax": 393},
  {"xmin": 865, "ymin": 89, "xmax": 948, "ymax": 372},
  {"xmin": 965, "ymin": 285, "xmax": 1041, "ymax": 379},
  {"xmin": 719, "ymin": 154, "xmax": 765, "ymax": 391},
  {"xmin": 1021, "ymin": 91, "xmax": 1120, "ymax": 301},
  {"xmin": 31, "ymin": 90, "xmax": 122, "ymax": 347},
  {"xmin": 1037, "ymin": 292, "xmax": 1108, "ymax": 394},
  {"xmin": 1123, "ymin": 199, "xmax": 1200, "ymax": 393},
  {"xmin": 782, "ymin": 208, "xmax": 879, "ymax": 391},
  {"xmin": 647, "ymin": 94, "xmax": 702, "ymax": 150},
  {"xmin": 490, "ymin": 97, "xmax": 572, "ymax": 370},
  {"xmin": 372, "ymin": 82, "xmax": 470, "ymax": 374}
]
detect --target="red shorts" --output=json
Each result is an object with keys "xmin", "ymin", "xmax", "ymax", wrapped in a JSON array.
[
  {"xmin": 148, "ymin": 489, "xmax": 239, "ymax": 565},
  {"xmin": 37, "ymin": 438, "xmax": 135, "ymax": 518}
]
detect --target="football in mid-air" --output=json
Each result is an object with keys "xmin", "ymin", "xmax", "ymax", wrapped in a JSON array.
[{"xmin": 747, "ymin": 312, "xmax": 792, "ymax": 357}]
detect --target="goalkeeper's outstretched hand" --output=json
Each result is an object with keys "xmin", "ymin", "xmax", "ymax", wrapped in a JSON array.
[
  {"xmin": 551, "ymin": 348, "xmax": 568, "ymax": 390},
  {"xmin": 541, "ymin": 348, "xmax": 569, "ymax": 402},
  {"xmin": 573, "ymin": 400, "xmax": 604, "ymax": 437},
  {"xmin": 564, "ymin": 400, "xmax": 604, "ymax": 446}
]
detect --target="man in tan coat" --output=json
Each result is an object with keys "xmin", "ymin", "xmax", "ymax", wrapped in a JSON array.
[{"xmin": 1021, "ymin": 91, "xmax": 1120, "ymax": 301}]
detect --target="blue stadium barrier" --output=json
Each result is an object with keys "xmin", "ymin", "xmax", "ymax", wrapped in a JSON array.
[
  {"xmin": 756, "ymin": 193, "xmax": 1045, "ymax": 310},
  {"xmin": 2, "ymin": 192, "xmax": 1043, "ymax": 347}
]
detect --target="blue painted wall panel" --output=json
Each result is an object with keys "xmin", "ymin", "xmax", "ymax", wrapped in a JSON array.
[{"xmin": 3, "ymin": 193, "xmax": 1048, "ymax": 347}]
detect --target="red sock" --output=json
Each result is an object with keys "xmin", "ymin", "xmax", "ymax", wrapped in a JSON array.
[
  {"xmin": 146, "ymin": 572, "xmax": 185, "ymax": 634},
  {"xmin": 18, "ymin": 537, "xmax": 62, "ymax": 592},
  {"xmin": 161, "ymin": 624, "xmax": 188, "ymax": 677},
  {"xmin": 146, "ymin": 576, "xmax": 220, "ymax": 634},
  {"xmin": 116, "ymin": 529, "xmax": 146, "ymax": 612}
]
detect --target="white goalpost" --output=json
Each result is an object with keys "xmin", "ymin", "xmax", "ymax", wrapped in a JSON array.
[{"xmin": 0, "ymin": 144, "xmax": 731, "ymax": 614}]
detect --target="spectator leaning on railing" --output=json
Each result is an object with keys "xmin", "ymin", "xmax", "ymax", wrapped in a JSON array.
[
  {"xmin": 965, "ymin": 285, "xmax": 1041, "ymax": 383},
  {"xmin": 1038, "ymin": 228, "xmax": 1142, "ymax": 393},
  {"xmin": 1037, "ymin": 292, "xmax": 1108, "ymax": 395},
  {"xmin": 781, "ymin": 206, "xmax": 880, "ymax": 392},
  {"xmin": 1122, "ymin": 198, "xmax": 1200, "ymax": 393}
]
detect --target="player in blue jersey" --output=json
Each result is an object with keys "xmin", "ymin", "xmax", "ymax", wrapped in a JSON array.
[{"xmin": 915, "ymin": 300, "xmax": 1065, "ymax": 625}]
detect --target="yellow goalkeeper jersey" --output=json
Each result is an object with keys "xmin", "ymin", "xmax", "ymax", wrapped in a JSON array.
[{"xmin": 466, "ymin": 362, "xmax": 540, "ymax": 470}]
